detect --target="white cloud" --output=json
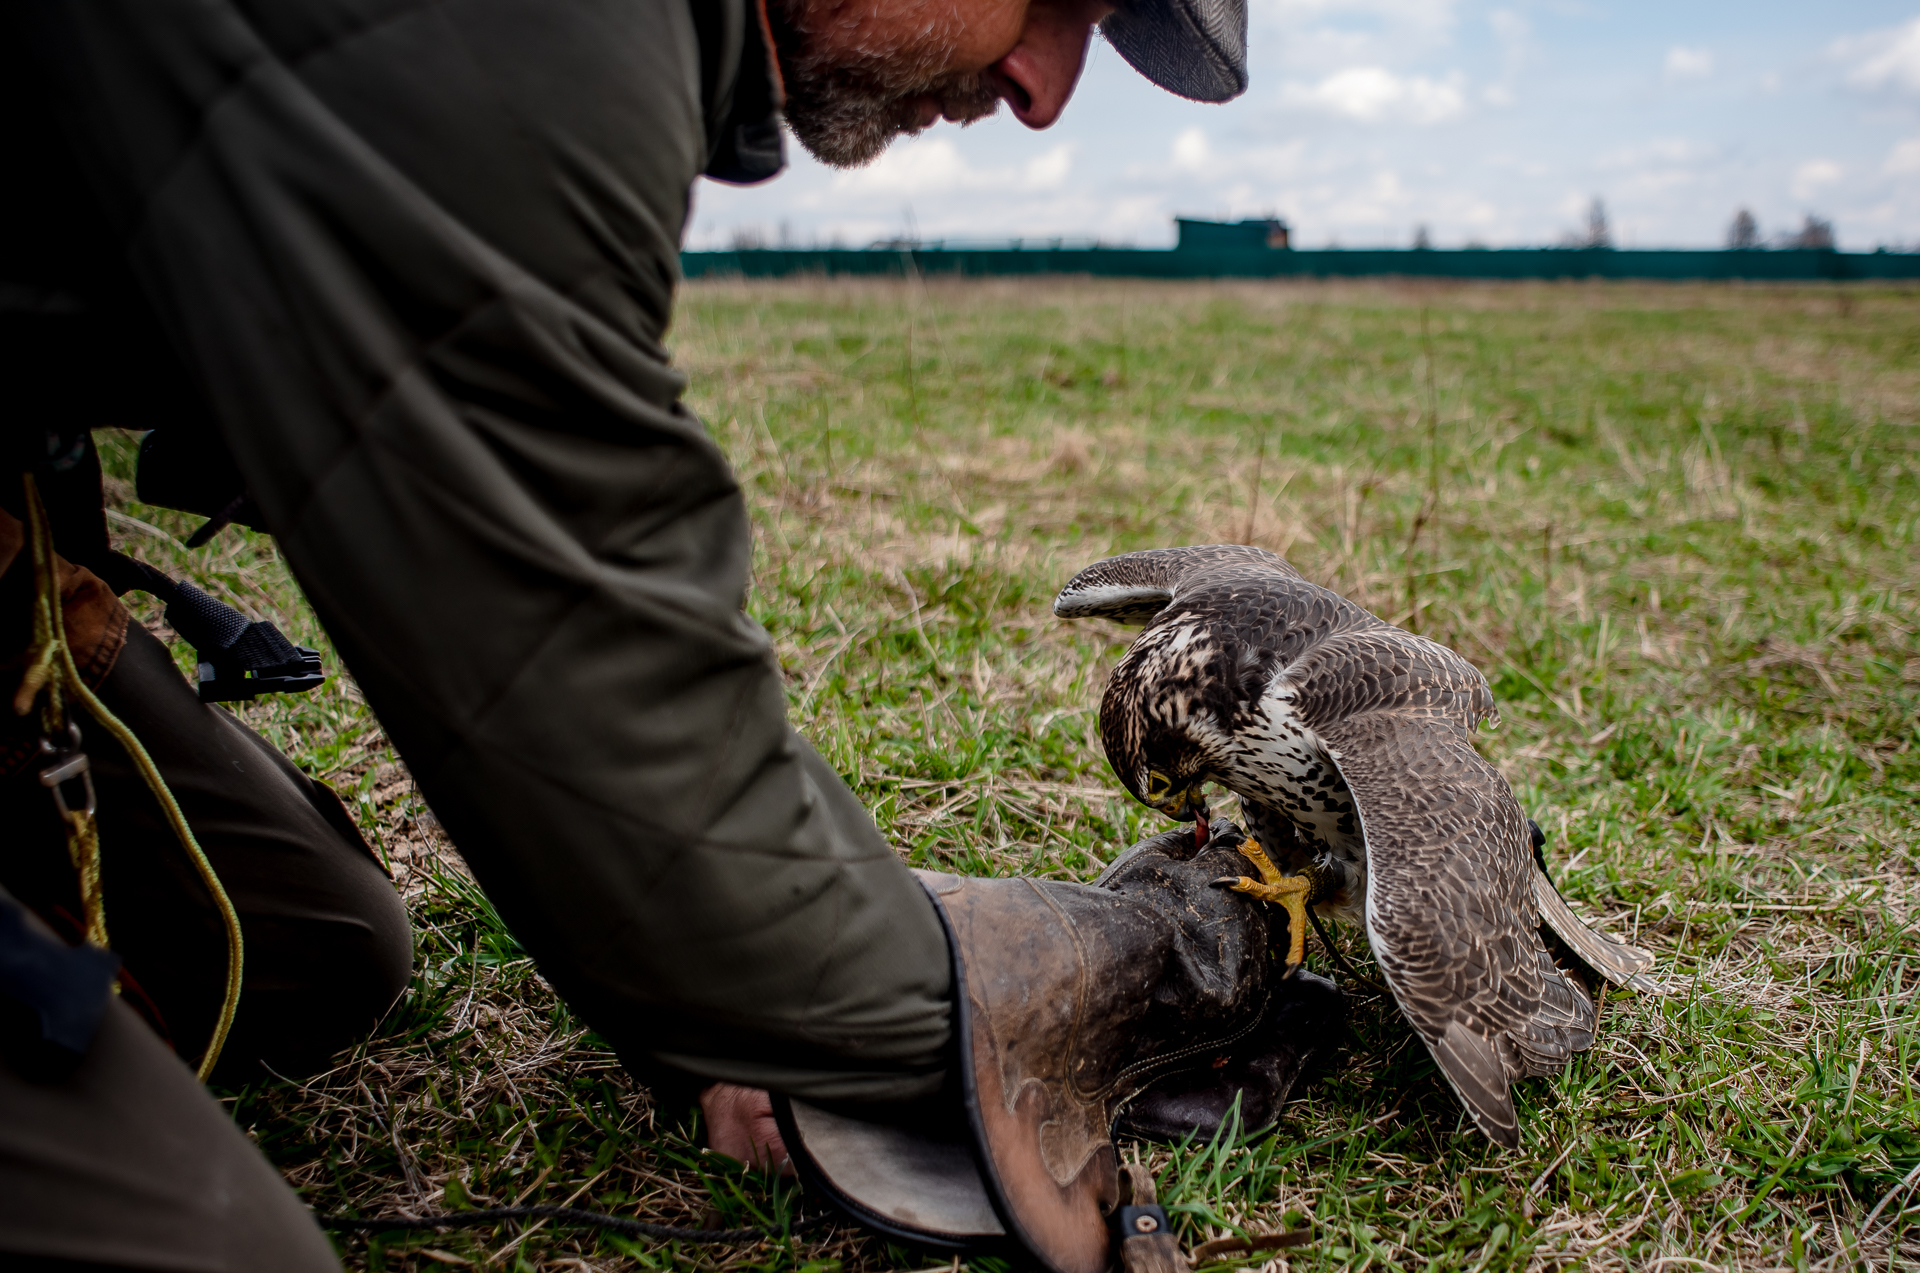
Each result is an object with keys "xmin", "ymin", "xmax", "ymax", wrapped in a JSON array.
[
  {"xmin": 1172, "ymin": 127, "xmax": 1212, "ymax": 173},
  {"xmin": 1336, "ymin": 168, "xmax": 1408, "ymax": 224},
  {"xmin": 1664, "ymin": 47, "xmax": 1714, "ymax": 81},
  {"xmin": 1259, "ymin": 0, "xmax": 1458, "ymax": 35},
  {"xmin": 1486, "ymin": 8, "xmax": 1529, "ymax": 92},
  {"xmin": 827, "ymin": 137, "xmax": 1074, "ymax": 198},
  {"xmin": 1589, "ymin": 139, "xmax": 1716, "ymax": 199},
  {"xmin": 1834, "ymin": 17, "xmax": 1920, "ymax": 95},
  {"xmin": 1256, "ymin": 0, "xmax": 1460, "ymax": 77},
  {"xmin": 826, "ymin": 136, "xmax": 967, "ymax": 196},
  {"xmin": 1262, "ymin": 0, "xmax": 1452, "ymax": 17},
  {"xmin": 1281, "ymin": 67, "xmax": 1467, "ymax": 123},
  {"xmin": 1488, "ymin": 9, "xmax": 1529, "ymax": 53},
  {"xmin": 1886, "ymin": 137, "xmax": 1920, "ymax": 176},
  {"xmin": 1023, "ymin": 146, "xmax": 1073, "ymax": 189},
  {"xmin": 1790, "ymin": 159, "xmax": 1843, "ymax": 200},
  {"xmin": 1460, "ymin": 199, "xmax": 1499, "ymax": 228},
  {"xmin": 1597, "ymin": 138, "xmax": 1710, "ymax": 169}
]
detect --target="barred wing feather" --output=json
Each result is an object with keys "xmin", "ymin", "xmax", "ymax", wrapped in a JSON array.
[{"xmin": 1318, "ymin": 708, "xmax": 1595, "ymax": 1148}]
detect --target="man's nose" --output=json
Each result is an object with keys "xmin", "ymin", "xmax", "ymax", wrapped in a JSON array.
[{"xmin": 988, "ymin": 0, "xmax": 1115, "ymax": 129}]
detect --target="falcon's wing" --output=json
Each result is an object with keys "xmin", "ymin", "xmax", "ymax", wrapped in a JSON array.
[
  {"xmin": 1533, "ymin": 868, "xmax": 1657, "ymax": 992},
  {"xmin": 1322, "ymin": 707, "xmax": 1594, "ymax": 1147},
  {"xmin": 1053, "ymin": 545, "xmax": 1301, "ymax": 624}
]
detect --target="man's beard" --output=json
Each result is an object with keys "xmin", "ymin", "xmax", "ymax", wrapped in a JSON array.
[{"xmin": 766, "ymin": 0, "xmax": 1002, "ymax": 168}]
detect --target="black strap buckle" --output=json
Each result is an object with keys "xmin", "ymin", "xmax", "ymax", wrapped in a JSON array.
[
  {"xmin": 37, "ymin": 722, "xmax": 96, "ymax": 819},
  {"xmin": 196, "ymin": 646, "xmax": 326, "ymax": 703},
  {"xmin": 87, "ymin": 554, "xmax": 326, "ymax": 704}
]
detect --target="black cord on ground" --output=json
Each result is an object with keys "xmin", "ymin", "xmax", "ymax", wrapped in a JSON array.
[{"xmin": 315, "ymin": 1205, "xmax": 785, "ymax": 1244}]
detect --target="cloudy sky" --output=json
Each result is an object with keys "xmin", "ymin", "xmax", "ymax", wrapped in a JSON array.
[{"xmin": 687, "ymin": 1, "xmax": 1920, "ymax": 250}]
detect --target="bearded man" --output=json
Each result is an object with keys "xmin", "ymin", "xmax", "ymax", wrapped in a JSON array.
[{"xmin": 0, "ymin": 2, "xmax": 1336, "ymax": 1271}]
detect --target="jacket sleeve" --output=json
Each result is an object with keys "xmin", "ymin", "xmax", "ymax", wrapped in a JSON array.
[{"xmin": 13, "ymin": 0, "xmax": 951, "ymax": 1100}]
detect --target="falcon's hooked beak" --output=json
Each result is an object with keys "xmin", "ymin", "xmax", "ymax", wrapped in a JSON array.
[
  {"xmin": 1166, "ymin": 787, "xmax": 1212, "ymax": 848},
  {"xmin": 1167, "ymin": 790, "xmax": 1205, "ymax": 819},
  {"xmin": 1140, "ymin": 773, "xmax": 1208, "ymax": 846}
]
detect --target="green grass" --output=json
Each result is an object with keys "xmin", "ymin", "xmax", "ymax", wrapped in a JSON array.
[{"xmin": 94, "ymin": 275, "xmax": 1920, "ymax": 1271}]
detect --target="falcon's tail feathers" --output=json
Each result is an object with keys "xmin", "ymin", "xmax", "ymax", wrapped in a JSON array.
[
  {"xmin": 1428, "ymin": 1021, "xmax": 1520, "ymax": 1149},
  {"xmin": 1531, "ymin": 866, "xmax": 1658, "ymax": 993},
  {"xmin": 1053, "ymin": 545, "xmax": 1300, "ymax": 624},
  {"xmin": 1507, "ymin": 964, "xmax": 1597, "ymax": 1076}
]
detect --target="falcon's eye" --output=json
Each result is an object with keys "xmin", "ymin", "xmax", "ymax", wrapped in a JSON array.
[{"xmin": 1143, "ymin": 771, "xmax": 1174, "ymax": 801}]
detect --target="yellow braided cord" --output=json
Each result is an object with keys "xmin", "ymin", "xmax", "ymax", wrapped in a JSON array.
[
  {"xmin": 17, "ymin": 477, "xmax": 106, "ymax": 949},
  {"xmin": 64, "ymin": 809, "xmax": 109, "ymax": 950},
  {"xmin": 12, "ymin": 474, "xmax": 61, "ymax": 720},
  {"xmin": 19, "ymin": 476, "xmax": 244, "ymax": 1081},
  {"xmin": 61, "ymin": 650, "xmax": 245, "ymax": 1081}
]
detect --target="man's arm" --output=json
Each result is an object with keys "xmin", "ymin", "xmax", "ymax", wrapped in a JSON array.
[{"xmin": 13, "ymin": 0, "xmax": 950, "ymax": 1101}]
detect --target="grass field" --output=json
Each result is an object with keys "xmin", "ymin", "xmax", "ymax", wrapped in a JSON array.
[{"xmin": 96, "ymin": 276, "xmax": 1920, "ymax": 1271}]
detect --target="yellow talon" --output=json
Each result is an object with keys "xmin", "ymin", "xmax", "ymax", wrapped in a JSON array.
[
  {"xmin": 1222, "ymin": 840, "xmax": 1316, "ymax": 974},
  {"xmin": 1236, "ymin": 839, "xmax": 1287, "ymax": 886}
]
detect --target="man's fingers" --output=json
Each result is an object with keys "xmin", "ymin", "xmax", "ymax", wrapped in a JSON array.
[{"xmin": 698, "ymin": 1083, "xmax": 794, "ymax": 1176}]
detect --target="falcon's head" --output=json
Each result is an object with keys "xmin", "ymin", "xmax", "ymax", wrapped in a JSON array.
[
  {"xmin": 1125, "ymin": 740, "xmax": 1211, "ymax": 824},
  {"xmin": 1058, "ymin": 545, "xmax": 1298, "ymax": 830},
  {"xmin": 1097, "ymin": 618, "xmax": 1234, "ymax": 826}
]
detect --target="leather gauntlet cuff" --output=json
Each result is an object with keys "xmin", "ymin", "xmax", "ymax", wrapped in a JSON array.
[{"xmin": 779, "ymin": 822, "xmax": 1339, "ymax": 1273}]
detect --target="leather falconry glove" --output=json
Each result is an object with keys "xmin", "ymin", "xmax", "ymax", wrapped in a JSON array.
[
  {"xmin": 774, "ymin": 820, "xmax": 1345, "ymax": 1273},
  {"xmin": 1095, "ymin": 820, "xmax": 1344, "ymax": 1147}
]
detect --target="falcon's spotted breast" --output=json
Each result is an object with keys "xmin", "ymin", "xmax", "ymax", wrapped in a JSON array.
[{"xmin": 1055, "ymin": 545, "xmax": 1655, "ymax": 1149}]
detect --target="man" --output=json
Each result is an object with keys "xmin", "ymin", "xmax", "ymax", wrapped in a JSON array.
[{"xmin": 1, "ymin": 0, "xmax": 1334, "ymax": 1269}]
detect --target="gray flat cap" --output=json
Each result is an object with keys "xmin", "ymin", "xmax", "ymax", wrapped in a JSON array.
[{"xmin": 1101, "ymin": 0, "xmax": 1247, "ymax": 103}]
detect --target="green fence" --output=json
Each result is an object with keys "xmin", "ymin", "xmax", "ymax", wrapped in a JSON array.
[{"xmin": 682, "ymin": 244, "xmax": 1920, "ymax": 283}]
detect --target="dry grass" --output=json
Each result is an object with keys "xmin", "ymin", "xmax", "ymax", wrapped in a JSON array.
[{"xmin": 95, "ymin": 275, "xmax": 1920, "ymax": 1271}]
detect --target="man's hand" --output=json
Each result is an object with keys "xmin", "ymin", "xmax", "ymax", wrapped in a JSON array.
[{"xmin": 699, "ymin": 1083, "xmax": 794, "ymax": 1175}]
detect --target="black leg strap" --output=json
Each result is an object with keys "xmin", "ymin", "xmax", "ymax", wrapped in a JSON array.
[{"xmin": 84, "ymin": 550, "xmax": 324, "ymax": 703}]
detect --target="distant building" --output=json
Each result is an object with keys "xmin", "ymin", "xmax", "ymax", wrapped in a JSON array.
[{"xmin": 1176, "ymin": 217, "xmax": 1290, "ymax": 251}]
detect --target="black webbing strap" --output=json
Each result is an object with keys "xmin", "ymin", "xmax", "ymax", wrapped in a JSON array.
[{"xmin": 90, "ymin": 550, "xmax": 325, "ymax": 703}]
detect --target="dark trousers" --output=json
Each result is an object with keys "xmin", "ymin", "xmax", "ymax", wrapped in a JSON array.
[
  {"xmin": 1, "ymin": 623, "xmax": 408, "ymax": 1267},
  {"xmin": 0, "ymin": 978, "xmax": 344, "ymax": 1273},
  {"xmin": 1, "ymin": 623, "xmax": 413, "ymax": 1079}
]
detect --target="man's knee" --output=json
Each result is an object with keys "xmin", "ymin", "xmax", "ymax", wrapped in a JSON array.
[{"xmin": 215, "ymin": 887, "xmax": 413, "ymax": 1077}]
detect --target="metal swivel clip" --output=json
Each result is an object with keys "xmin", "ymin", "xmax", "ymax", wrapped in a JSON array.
[{"xmin": 38, "ymin": 721, "xmax": 96, "ymax": 821}]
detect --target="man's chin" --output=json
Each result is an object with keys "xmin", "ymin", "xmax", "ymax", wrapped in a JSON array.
[
  {"xmin": 788, "ymin": 112, "xmax": 1001, "ymax": 169},
  {"xmin": 783, "ymin": 79, "xmax": 1001, "ymax": 169},
  {"xmin": 785, "ymin": 111, "xmax": 913, "ymax": 169}
]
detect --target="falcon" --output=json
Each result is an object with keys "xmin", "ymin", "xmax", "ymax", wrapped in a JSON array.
[{"xmin": 1054, "ymin": 544, "xmax": 1654, "ymax": 1148}]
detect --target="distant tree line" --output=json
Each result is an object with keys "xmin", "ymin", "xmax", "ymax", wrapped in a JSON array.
[
  {"xmin": 1540, "ymin": 198, "xmax": 1853, "ymax": 252},
  {"xmin": 1728, "ymin": 208, "xmax": 1834, "ymax": 250}
]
